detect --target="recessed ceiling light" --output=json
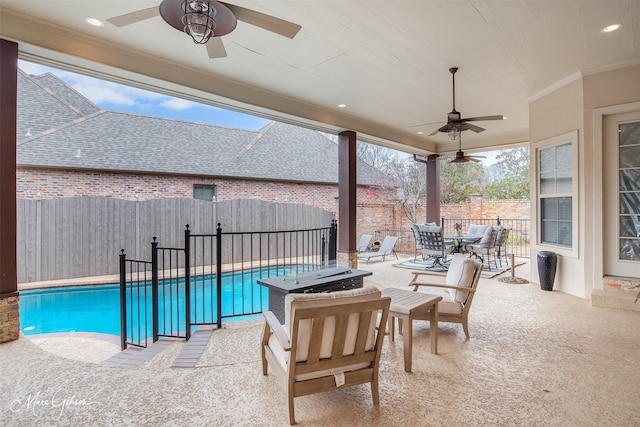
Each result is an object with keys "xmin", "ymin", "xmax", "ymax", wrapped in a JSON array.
[
  {"xmin": 84, "ymin": 17, "xmax": 104, "ymax": 27},
  {"xmin": 338, "ymin": 104, "xmax": 346, "ymax": 108},
  {"xmin": 601, "ymin": 23, "xmax": 621, "ymax": 33},
  {"xmin": 417, "ymin": 131, "xmax": 424, "ymax": 135}
]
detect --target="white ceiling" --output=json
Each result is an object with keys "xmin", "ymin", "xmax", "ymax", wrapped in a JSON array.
[{"xmin": 1, "ymin": 1, "xmax": 639, "ymax": 155}]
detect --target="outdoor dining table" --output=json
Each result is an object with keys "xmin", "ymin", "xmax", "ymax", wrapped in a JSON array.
[{"xmin": 444, "ymin": 233, "xmax": 483, "ymax": 253}]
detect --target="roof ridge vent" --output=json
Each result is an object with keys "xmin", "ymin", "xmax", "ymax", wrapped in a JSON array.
[{"xmin": 236, "ymin": 121, "xmax": 277, "ymax": 158}]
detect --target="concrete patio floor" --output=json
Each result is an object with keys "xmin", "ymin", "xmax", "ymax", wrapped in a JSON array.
[{"xmin": 2, "ymin": 257, "xmax": 640, "ymax": 426}]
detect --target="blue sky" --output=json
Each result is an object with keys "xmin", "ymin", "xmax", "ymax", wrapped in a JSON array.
[
  {"xmin": 19, "ymin": 60, "xmax": 500, "ymax": 164},
  {"xmin": 19, "ymin": 60, "xmax": 271, "ymax": 131}
]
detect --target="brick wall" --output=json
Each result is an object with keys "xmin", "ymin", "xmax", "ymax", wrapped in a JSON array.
[
  {"xmin": 17, "ymin": 167, "xmax": 530, "ymax": 246},
  {"xmin": 17, "ymin": 167, "xmax": 398, "ymax": 218},
  {"xmin": 357, "ymin": 195, "xmax": 531, "ymax": 245},
  {"xmin": 440, "ymin": 195, "xmax": 531, "ymax": 222}
]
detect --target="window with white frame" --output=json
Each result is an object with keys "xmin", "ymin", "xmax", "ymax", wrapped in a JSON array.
[
  {"xmin": 534, "ymin": 130, "xmax": 578, "ymax": 255},
  {"xmin": 193, "ymin": 184, "xmax": 216, "ymax": 202}
]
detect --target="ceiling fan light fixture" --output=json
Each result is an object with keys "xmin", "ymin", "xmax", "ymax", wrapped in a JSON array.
[
  {"xmin": 448, "ymin": 126, "xmax": 460, "ymax": 140},
  {"xmin": 182, "ymin": 1, "xmax": 217, "ymax": 44}
]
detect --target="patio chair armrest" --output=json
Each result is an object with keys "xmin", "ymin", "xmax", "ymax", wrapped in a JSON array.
[
  {"xmin": 262, "ymin": 310, "xmax": 291, "ymax": 351},
  {"xmin": 411, "ymin": 282, "xmax": 477, "ymax": 293},
  {"xmin": 410, "ymin": 271, "xmax": 446, "ymax": 281}
]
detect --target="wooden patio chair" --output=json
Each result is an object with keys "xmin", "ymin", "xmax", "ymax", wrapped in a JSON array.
[
  {"xmin": 406, "ymin": 255, "xmax": 483, "ymax": 338},
  {"xmin": 261, "ymin": 287, "xmax": 391, "ymax": 425}
]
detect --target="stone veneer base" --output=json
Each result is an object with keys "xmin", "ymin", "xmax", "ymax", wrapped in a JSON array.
[{"xmin": 0, "ymin": 295, "xmax": 20, "ymax": 343}]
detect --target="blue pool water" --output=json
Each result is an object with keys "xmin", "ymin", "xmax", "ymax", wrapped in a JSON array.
[{"xmin": 19, "ymin": 268, "xmax": 288, "ymax": 336}]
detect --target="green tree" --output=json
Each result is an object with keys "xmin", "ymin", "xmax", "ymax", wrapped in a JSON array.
[
  {"xmin": 484, "ymin": 147, "xmax": 530, "ymax": 199},
  {"xmin": 355, "ymin": 142, "xmax": 529, "ymax": 223},
  {"xmin": 439, "ymin": 159, "xmax": 485, "ymax": 204}
]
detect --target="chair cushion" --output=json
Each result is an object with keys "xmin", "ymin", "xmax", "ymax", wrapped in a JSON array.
[
  {"xmin": 419, "ymin": 224, "xmax": 442, "ymax": 233},
  {"xmin": 479, "ymin": 225, "xmax": 495, "ymax": 244},
  {"xmin": 285, "ymin": 287, "xmax": 380, "ymax": 362},
  {"xmin": 267, "ymin": 334, "xmax": 372, "ymax": 381},
  {"xmin": 467, "ymin": 224, "xmax": 488, "ymax": 236},
  {"xmin": 464, "ymin": 224, "xmax": 489, "ymax": 244},
  {"xmin": 412, "ymin": 223, "xmax": 437, "ymax": 249},
  {"xmin": 445, "ymin": 255, "xmax": 476, "ymax": 303},
  {"xmin": 399, "ymin": 285, "xmax": 463, "ymax": 315}
]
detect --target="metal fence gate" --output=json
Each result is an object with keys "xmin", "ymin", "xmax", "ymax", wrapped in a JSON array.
[{"xmin": 119, "ymin": 221, "xmax": 337, "ymax": 349}]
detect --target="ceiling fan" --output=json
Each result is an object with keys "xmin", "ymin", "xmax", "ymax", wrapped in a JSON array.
[
  {"xmin": 449, "ymin": 133, "xmax": 486, "ymax": 164},
  {"xmin": 429, "ymin": 67, "xmax": 504, "ymax": 138},
  {"xmin": 106, "ymin": 0, "xmax": 302, "ymax": 59}
]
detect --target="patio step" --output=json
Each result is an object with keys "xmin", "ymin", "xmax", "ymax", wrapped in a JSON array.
[
  {"xmin": 100, "ymin": 322, "xmax": 255, "ymax": 368},
  {"xmin": 100, "ymin": 338, "xmax": 180, "ymax": 368},
  {"xmin": 171, "ymin": 327, "xmax": 215, "ymax": 368}
]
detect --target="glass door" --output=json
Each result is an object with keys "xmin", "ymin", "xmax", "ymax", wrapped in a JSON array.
[{"xmin": 604, "ymin": 112, "xmax": 640, "ymax": 277}]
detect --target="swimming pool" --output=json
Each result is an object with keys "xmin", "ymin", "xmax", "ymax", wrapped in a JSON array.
[{"xmin": 19, "ymin": 267, "xmax": 288, "ymax": 336}]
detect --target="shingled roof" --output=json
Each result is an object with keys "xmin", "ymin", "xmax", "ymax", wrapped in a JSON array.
[{"xmin": 16, "ymin": 70, "xmax": 393, "ymax": 187}]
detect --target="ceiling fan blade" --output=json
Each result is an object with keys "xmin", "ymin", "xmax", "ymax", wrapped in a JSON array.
[
  {"xmin": 222, "ymin": 2, "xmax": 302, "ymax": 38},
  {"xmin": 409, "ymin": 121, "xmax": 444, "ymax": 128},
  {"xmin": 107, "ymin": 7, "xmax": 160, "ymax": 27},
  {"xmin": 460, "ymin": 123, "xmax": 486, "ymax": 133},
  {"xmin": 463, "ymin": 115, "xmax": 504, "ymax": 122},
  {"xmin": 430, "ymin": 122, "xmax": 451, "ymax": 136},
  {"xmin": 206, "ymin": 37, "xmax": 227, "ymax": 58}
]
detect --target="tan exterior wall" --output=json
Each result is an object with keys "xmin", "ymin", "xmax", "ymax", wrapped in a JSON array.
[
  {"xmin": 583, "ymin": 64, "xmax": 640, "ymax": 295},
  {"xmin": 529, "ymin": 64, "xmax": 640, "ymax": 299},
  {"xmin": 529, "ymin": 77, "xmax": 586, "ymax": 297}
]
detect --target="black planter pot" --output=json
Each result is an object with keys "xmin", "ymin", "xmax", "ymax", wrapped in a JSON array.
[{"xmin": 537, "ymin": 251, "xmax": 557, "ymax": 291}]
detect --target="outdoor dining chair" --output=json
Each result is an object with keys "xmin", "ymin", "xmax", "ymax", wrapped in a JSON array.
[
  {"xmin": 411, "ymin": 223, "xmax": 436, "ymax": 261},
  {"xmin": 495, "ymin": 226, "xmax": 512, "ymax": 267},
  {"xmin": 417, "ymin": 224, "xmax": 452, "ymax": 269},
  {"xmin": 467, "ymin": 226, "xmax": 499, "ymax": 270}
]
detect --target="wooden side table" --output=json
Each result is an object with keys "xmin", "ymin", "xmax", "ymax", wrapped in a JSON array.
[{"xmin": 381, "ymin": 288, "xmax": 442, "ymax": 373}]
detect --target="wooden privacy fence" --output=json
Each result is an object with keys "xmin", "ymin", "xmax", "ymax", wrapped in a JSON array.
[{"xmin": 17, "ymin": 197, "xmax": 333, "ymax": 283}]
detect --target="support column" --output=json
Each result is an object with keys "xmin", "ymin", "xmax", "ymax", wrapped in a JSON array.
[
  {"xmin": 425, "ymin": 154, "xmax": 441, "ymax": 224},
  {"xmin": 0, "ymin": 39, "xmax": 19, "ymax": 343},
  {"xmin": 337, "ymin": 131, "xmax": 358, "ymax": 267}
]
